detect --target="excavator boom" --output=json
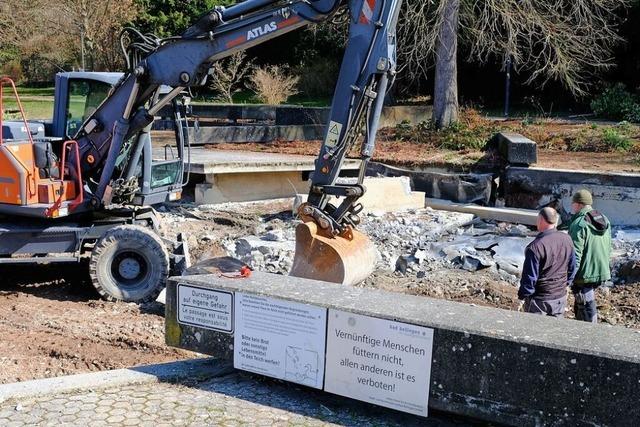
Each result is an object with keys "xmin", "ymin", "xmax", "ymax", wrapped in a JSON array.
[{"xmin": 57, "ymin": 0, "xmax": 404, "ymax": 285}]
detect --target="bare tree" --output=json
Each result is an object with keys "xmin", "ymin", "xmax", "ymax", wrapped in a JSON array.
[
  {"xmin": 56, "ymin": 0, "xmax": 137, "ymax": 71},
  {"xmin": 0, "ymin": 0, "xmax": 135, "ymax": 79},
  {"xmin": 208, "ymin": 52, "xmax": 254, "ymax": 103},
  {"xmin": 398, "ymin": 0, "xmax": 629, "ymax": 128}
]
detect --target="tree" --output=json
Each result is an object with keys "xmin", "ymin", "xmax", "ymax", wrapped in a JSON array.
[
  {"xmin": 133, "ymin": 0, "xmax": 235, "ymax": 37},
  {"xmin": 56, "ymin": 0, "xmax": 138, "ymax": 71},
  {"xmin": 208, "ymin": 52, "xmax": 254, "ymax": 103},
  {"xmin": 433, "ymin": 0, "xmax": 459, "ymax": 128},
  {"xmin": 398, "ymin": 0, "xmax": 630, "ymax": 128},
  {"xmin": 0, "ymin": 0, "xmax": 136, "ymax": 80}
]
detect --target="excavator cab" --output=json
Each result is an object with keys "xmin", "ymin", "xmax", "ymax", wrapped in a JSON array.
[
  {"xmin": 0, "ymin": 73, "xmax": 187, "ymax": 220},
  {"xmin": 0, "ymin": 77, "xmax": 83, "ymax": 218},
  {"xmin": 53, "ymin": 72, "xmax": 187, "ymax": 210}
]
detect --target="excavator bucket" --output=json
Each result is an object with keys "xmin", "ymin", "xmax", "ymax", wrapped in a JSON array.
[{"xmin": 290, "ymin": 220, "xmax": 378, "ymax": 286}]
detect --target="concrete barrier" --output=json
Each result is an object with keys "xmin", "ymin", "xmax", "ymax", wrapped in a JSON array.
[
  {"xmin": 166, "ymin": 272, "xmax": 640, "ymax": 426},
  {"xmin": 505, "ymin": 166, "xmax": 640, "ymax": 226},
  {"xmin": 190, "ymin": 125, "xmax": 325, "ymax": 144},
  {"xmin": 155, "ymin": 105, "xmax": 433, "ymax": 142},
  {"xmin": 496, "ymin": 132, "xmax": 538, "ymax": 166}
]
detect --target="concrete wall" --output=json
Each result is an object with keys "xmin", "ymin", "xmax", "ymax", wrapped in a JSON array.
[
  {"xmin": 505, "ymin": 167, "xmax": 640, "ymax": 226},
  {"xmin": 156, "ymin": 105, "xmax": 433, "ymax": 143},
  {"xmin": 196, "ymin": 174, "xmax": 425, "ymax": 212},
  {"xmin": 166, "ymin": 272, "xmax": 640, "ymax": 426}
]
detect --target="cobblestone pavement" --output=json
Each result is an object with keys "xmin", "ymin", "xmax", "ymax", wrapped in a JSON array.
[{"xmin": 0, "ymin": 372, "xmax": 467, "ymax": 426}]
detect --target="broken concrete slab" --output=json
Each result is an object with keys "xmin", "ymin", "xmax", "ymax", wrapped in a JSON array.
[
  {"xmin": 491, "ymin": 237, "xmax": 533, "ymax": 276},
  {"xmin": 496, "ymin": 132, "xmax": 538, "ymax": 166},
  {"xmin": 368, "ymin": 163, "xmax": 494, "ymax": 205},
  {"xmin": 505, "ymin": 167, "xmax": 640, "ymax": 226},
  {"xmin": 166, "ymin": 272, "xmax": 640, "ymax": 426},
  {"xmin": 356, "ymin": 177, "xmax": 425, "ymax": 214},
  {"xmin": 284, "ymin": 177, "xmax": 426, "ymax": 215},
  {"xmin": 426, "ymin": 198, "xmax": 539, "ymax": 226},
  {"xmin": 196, "ymin": 170, "xmax": 310, "ymax": 204}
]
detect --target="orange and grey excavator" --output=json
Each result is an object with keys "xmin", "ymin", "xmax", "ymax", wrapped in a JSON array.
[{"xmin": 0, "ymin": 0, "xmax": 402, "ymax": 301}]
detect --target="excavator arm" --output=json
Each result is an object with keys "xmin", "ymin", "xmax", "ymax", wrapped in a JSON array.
[{"xmin": 71, "ymin": 0, "xmax": 403, "ymax": 285}]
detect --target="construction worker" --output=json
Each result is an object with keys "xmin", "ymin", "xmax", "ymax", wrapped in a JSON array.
[
  {"xmin": 567, "ymin": 190, "xmax": 612, "ymax": 323},
  {"xmin": 518, "ymin": 207, "xmax": 577, "ymax": 317}
]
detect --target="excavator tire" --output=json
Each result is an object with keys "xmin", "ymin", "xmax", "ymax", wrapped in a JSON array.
[{"xmin": 89, "ymin": 225, "xmax": 169, "ymax": 303}]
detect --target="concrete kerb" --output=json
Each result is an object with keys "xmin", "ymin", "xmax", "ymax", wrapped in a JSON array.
[
  {"xmin": 166, "ymin": 272, "xmax": 640, "ymax": 426},
  {"xmin": 0, "ymin": 358, "xmax": 233, "ymax": 405}
]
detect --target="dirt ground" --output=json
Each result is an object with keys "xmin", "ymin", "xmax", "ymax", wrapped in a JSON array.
[
  {"xmin": 200, "ymin": 139, "xmax": 640, "ymax": 173},
  {"xmin": 0, "ymin": 202, "xmax": 282, "ymax": 385},
  {"xmin": 0, "ymin": 265, "xmax": 192, "ymax": 384},
  {"xmin": 1, "ymin": 199, "xmax": 639, "ymax": 385}
]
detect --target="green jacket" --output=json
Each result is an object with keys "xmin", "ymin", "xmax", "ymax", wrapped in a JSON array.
[{"xmin": 568, "ymin": 207, "xmax": 612, "ymax": 285}]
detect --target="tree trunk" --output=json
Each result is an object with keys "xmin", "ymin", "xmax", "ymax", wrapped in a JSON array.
[{"xmin": 433, "ymin": 0, "xmax": 460, "ymax": 129}]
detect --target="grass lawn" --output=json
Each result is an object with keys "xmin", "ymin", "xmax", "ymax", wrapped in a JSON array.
[{"xmin": 2, "ymin": 86, "xmax": 55, "ymax": 119}]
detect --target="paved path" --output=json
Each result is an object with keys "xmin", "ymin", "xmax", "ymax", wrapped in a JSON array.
[{"xmin": 0, "ymin": 372, "xmax": 464, "ymax": 427}]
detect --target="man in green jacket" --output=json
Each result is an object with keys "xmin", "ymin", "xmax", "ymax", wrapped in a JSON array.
[{"xmin": 567, "ymin": 190, "xmax": 612, "ymax": 323}]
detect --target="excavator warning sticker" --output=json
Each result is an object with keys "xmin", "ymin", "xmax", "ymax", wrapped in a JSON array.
[
  {"xmin": 325, "ymin": 121, "xmax": 343, "ymax": 148},
  {"xmin": 177, "ymin": 285, "xmax": 233, "ymax": 333}
]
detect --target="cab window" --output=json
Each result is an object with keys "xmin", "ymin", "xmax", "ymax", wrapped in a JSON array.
[{"xmin": 65, "ymin": 79, "xmax": 111, "ymax": 136}]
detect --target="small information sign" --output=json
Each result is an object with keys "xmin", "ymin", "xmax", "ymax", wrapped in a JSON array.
[{"xmin": 177, "ymin": 285, "xmax": 233, "ymax": 333}]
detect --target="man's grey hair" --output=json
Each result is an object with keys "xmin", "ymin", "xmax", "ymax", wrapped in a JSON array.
[{"xmin": 539, "ymin": 207, "xmax": 559, "ymax": 225}]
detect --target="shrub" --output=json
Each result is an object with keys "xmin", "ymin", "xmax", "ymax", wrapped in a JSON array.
[
  {"xmin": 0, "ymin": 59, "xmax": 23, "ymax": 83},
  {"xmin": 249, "ymin": 65, "xmax": 299, "ymax": 105},
  {"xmin": 591, "ymin": 84, "xmax": 639, "ymax": 122},
  {"xmin": 601, "ymin": 127, "xmax": 632, "ymax": 151}
]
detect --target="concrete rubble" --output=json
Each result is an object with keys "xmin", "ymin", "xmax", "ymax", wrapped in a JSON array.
[{"xmin": 160, "ymin": 198, "xmax": 640, "ymax": 298}]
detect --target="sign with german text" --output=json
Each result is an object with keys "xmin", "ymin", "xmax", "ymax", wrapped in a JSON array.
[
  {"xmin": 324, "ymin": 310, "xmax": 434, "ymax": 417},
  {"xmin": 177, "ymin": 285, "xmax": 233, "ymax": 333},
  {"xmin": 234, "ymin": 293, "xmax": 327, "ymax": 389}
]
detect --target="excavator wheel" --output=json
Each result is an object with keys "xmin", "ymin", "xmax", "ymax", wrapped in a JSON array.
[
  {"xmin": 290, "ymin": 220, "xmax": 378, "ymax": 286},
  {"xmin": 89, "ymin": 225, "xmax": 169, "ymax": 303}
]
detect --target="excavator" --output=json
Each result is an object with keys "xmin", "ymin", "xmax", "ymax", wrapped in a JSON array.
[{"xmin": 0, "ymin": 0, "xmax": 402, "ymax": 301}]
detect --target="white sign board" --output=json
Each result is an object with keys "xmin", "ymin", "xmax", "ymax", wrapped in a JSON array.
[
  {"xmin": 324, "ymin": 310, "xmax": 434, "ymax": 417},
  {"xmin": 177, "ymin": 285, "xmax": 233, "ymax": 333},
  {"xmin": 234, "ymin": 293, "xmax": 327, "ymax": 389}
]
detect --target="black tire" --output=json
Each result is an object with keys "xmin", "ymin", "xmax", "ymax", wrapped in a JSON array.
[{"xmin": 89, "ymin": 225, "xmax": 169, "ymax": 303}]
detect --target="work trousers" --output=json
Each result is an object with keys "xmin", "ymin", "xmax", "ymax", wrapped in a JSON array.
[
  {"xmin": 525, "ymin": 296, "xmax": 566, "ymax": 318},
  {"xmin": 573, "ymin": 285, "xmax": 599, "ymax": 323}
]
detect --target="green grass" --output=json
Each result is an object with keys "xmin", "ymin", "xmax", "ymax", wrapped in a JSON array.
[
  {"xmin": 2, "ymin": 98, "xmax": 54, "ymax": 119},
  {"xmin": 2, "ymin": 86, "xmax": 55, "ymax": 119},
  {"xmin": 11, "ymin": 86, "xmax": 55, "ymax": 97}
]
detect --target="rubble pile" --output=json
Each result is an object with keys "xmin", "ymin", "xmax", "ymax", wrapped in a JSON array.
[
  {"xmin": 217, "ymin": 207, "xmax": 538, "ymax": 285},
  {"xmin": 612, "ymin": 230, "xmax": 640, "ymax": 284},
  {"xmin": 159, "ymin": 201, "xmax": 640, "ymax": 288}
]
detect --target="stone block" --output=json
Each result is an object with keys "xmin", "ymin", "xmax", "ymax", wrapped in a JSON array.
[
  {"xmin": 357, "ymin": 176, "xmax": 426, "ymax": 213},
  {"xmin": 497, "ymin": 132, "xmax": 538, "ymax": 166},
  {"xmin": 196, "ymin": 171, "xmax": 309, "ymax": 204},
  {"xmin": 166, "ymin": 272, "xmax": 640, "ymax": 426}
]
